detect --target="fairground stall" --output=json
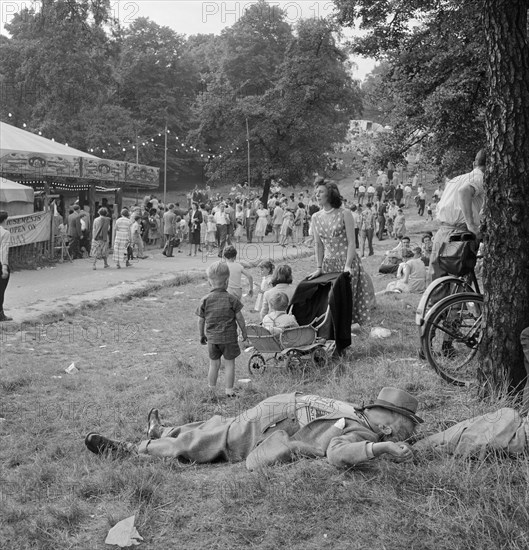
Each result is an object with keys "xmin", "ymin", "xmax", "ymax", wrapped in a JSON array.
[{"xmin": 0, "ymin": 121, "xmax": 159, "ymax": 265}]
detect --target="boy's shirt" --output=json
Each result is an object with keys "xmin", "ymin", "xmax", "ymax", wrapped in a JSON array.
[{"xmin": 196, "ymin": 288, "xmax": 243, "ymax": 344}]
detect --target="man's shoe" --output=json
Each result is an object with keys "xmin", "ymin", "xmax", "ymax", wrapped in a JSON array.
[
  {"xmin": 84, "ymin": 433, "xmax": 134, "ymax": 457},
  {"xmin": 147, "ymin": 408, "xmax": 164, "ymax": 440},
  {"xmin": 0, "ymin": 312, "xmax": 13, "ymax": 322}
]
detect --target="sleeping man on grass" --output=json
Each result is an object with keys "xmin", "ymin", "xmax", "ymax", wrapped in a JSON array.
[
  {"xmin": 85, "ymin": 379, "xmax": 529, "ymax": 469},
  {"xmin": 86, "ymin": 387, "xmax": 420, "ymax": 469},
  {"xmin": 85, "ymin": 325, "xmax": 529, "ymax": 467}
]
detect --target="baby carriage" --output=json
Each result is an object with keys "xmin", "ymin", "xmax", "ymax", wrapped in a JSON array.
[{"xmin": 246, "ymin": 272, "xmax": 353, "ymax": 375}]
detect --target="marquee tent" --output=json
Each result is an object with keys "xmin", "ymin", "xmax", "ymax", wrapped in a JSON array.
[
  {"xmin": 0, "ymin": 121, "xmax": 159, "ymax": 188},
  {"xmin": 0, "ymin": 177, "xmax": 34, "ymax": 215}
]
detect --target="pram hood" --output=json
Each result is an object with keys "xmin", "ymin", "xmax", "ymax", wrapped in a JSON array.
[{"xmin": 289, "ymin": 272, "xmax": 352, "ymax": 349}]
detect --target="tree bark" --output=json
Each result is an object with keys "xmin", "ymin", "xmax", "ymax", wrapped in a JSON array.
[{"xmin": 480, "ymin": 1, "xmax": 529, "ymax": 396}]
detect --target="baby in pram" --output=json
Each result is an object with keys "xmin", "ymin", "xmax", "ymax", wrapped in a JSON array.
[{"xmin": 261, "ymin": 292, "xmax": 299, "ymax": 335}]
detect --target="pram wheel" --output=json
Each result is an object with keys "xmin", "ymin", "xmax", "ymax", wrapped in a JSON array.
[
  {"xmin": 285, "ymin": 350, "xmax": 303, "ymax": 371},
  {"xmin": 311, "ymin": 347, "xmax": 328, "ymax": 368},
  {"xmin": 248, "ymin": 353, "xmax": 266, "ymax": 376}
]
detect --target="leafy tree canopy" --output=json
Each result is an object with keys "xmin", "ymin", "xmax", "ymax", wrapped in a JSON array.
[
  {"xmin": 336, "ymin": 0, "xmax": 487, "ymax": 176},
  {"xmin": 188, "ymin": 0, "xmax": 362, "ymax": 186}
]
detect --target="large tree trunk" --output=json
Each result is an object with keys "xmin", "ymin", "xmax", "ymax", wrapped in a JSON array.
[{"xmin": 480, "ymin": 1, "xmax": 529, "ymax": 396}]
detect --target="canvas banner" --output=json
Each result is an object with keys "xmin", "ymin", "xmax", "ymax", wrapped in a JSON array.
[{"xmin": 5, "ymin": 211, "xmax": 51, "ymax": 247}]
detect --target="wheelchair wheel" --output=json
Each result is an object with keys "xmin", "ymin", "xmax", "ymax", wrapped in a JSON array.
[
  {"xmin": 311, "ymin": 347, "xmax": 328, "ymax": 369},
  {"xmin": 248, "ymin": 353, "xmax": 266, "ymax": 376},
  {"xmin": 422, "ymin": 292, "xmax": 483, "ymax": 386}
]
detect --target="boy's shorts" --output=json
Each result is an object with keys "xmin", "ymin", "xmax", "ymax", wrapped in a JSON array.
[{"xmin": 208, "ymin": 342, "xmax": 241, "ymax": 360}]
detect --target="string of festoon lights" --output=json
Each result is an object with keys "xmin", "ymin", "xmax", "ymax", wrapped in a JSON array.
[
  {"xmin": 87, "ymin": 129, "xmax": 244, "ymax": 162},
  {"xmin": 6, "ymin": 114, "xmax": 244, "ymax": 162},
  {"xmin": 6, "ymin": 113, "xmax": 73, "ymax": 146}
]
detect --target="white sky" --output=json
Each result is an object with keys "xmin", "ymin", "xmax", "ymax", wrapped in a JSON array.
[{"xmin": 1, "ymin": 0, "xmax": 375, "ymax": 80}]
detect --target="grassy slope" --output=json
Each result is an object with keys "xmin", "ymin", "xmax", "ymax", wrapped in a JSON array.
[{"xmin": 1, "ymin": 181, "xmax": 528, "ymax": 550}]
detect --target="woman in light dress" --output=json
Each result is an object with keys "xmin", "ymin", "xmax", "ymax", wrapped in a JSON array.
[
  {"xmin": 308, "ymin": 177, "xmax": 375, "ymax": 326},
  {"xmin": 254, "ymin": 202, "xmax": 270, "ymax": 242},
  {"xmin": 113, "ymin": 209, "xmax": 132, "ymax": 269}
]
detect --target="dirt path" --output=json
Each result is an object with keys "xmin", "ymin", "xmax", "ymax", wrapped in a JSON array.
[{"xmin": 4, "ymin": 241, "xmax": 314, "ymax": 323}]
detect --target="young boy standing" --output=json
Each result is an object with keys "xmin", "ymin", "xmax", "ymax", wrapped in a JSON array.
[
  {"xmin": 223, "ymin": 245, "xmax": 253, "ymax": 300},
  {"xmin": 196, "ymin": 261, "xmax": 248, "ymax": 397}
]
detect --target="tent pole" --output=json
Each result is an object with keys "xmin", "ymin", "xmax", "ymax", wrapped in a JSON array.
[
  {"xmin": 164, "ymin": 121, "xmax": 168, "ymax": 205},
  {"xmin": 45, "ymin": 180, "xmax": 53, "ymax": 260}
]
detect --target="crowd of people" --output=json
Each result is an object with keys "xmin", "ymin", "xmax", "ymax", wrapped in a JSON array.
[
  {"xmin": 58, "ymin": 184, "xmax": 328, "ymax": 269},
  {"xmin": 1, "ymin": 149, "xmax": 529, "ymax": 478},
  {"xmin": 84, "ymin": 148, "xmax": 529, "ymax": 473}
]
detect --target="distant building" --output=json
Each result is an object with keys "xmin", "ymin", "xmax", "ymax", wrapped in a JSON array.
[{"xmin": 348, "ymin": 120, "xmax": 390, "ymax": 136}]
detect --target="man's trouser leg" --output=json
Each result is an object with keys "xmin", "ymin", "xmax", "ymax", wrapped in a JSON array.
[
  {"xmin": 218, "ymin": 225, "xmax": 227, "ymax": 256},
  {"xmin": 69, "ymin": 236, "xmax": 80, "ymax": 259},
  {"xmin": 377, "ymin": 217, "xmax": 385, "ymax": 240},
  {"xmin": 367, "ymin": 229, "xmax": 374, "ymax": 255},
  {"xmin": 0, "ymin": 272, "xmax": 10, "ymax": 313},
  {"xmin": 520, "ymin": 328, "xmax": 529, "ymax": 413},
  {"xmin": 138, "ymin": 418, "xmax": 232, "ymax": 462},
  {"xmin": 164, "ymin": 234, "xmax": 173, "ymax": 256}
]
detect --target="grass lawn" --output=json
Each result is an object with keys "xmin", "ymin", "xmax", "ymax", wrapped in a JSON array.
[{"xmin": 2, "ymin": 181, "xmax": 528, "ymax": 549}]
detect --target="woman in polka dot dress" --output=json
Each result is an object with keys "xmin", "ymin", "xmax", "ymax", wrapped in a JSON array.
[{"xmin": 308, "ymin": 178, "xmax": 375, "ymax": 325}]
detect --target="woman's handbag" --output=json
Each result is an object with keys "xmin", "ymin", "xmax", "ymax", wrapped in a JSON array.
[{"xmin": 437, "ymin": 232, "xmax": 478, "ymax": 276}]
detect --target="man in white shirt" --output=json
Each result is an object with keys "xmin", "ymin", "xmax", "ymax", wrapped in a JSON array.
[
  {"xmin": 214, "ymin": 203, "xmax": 229, "ymax": 257},
  {"xmin": 353, "ymin": 177, "xmax": 360, "ymax": 197},
  {"xmin": 358, "ymin": 184, "xmax": 366, "ymax": 205},
  {"xmin": 429, "ymin": 149, "xmax": 486, "ymax": 281},
  {"xmin": 366, "ymin": 184, "xmax": 376, "ymax": 203}
]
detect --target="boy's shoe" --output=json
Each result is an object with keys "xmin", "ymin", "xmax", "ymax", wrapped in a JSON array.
[{"xmin": 225, "ymin": 388, "xmax": 238, "ymax": 398}]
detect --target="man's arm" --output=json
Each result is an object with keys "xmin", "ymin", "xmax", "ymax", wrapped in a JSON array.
[
  {"xmin": 459, "ymin": 183, "xmax": 480, "ymax": 235},
  {"xmin": 326, "ymin": 433, "xmax": 413, "ymax": 468}
]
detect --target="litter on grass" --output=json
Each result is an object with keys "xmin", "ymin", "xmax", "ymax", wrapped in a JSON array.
[
  {"xmin": 105, "ymin": 515, "xmax": 143, "ymax": 547},
  {"xmin": 65, "ymin": 362, "xmax": 79, "ymax": 374},
  {"xmin": 370, "ymin": 327, "xmax": 392, "ymax": 339}
]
